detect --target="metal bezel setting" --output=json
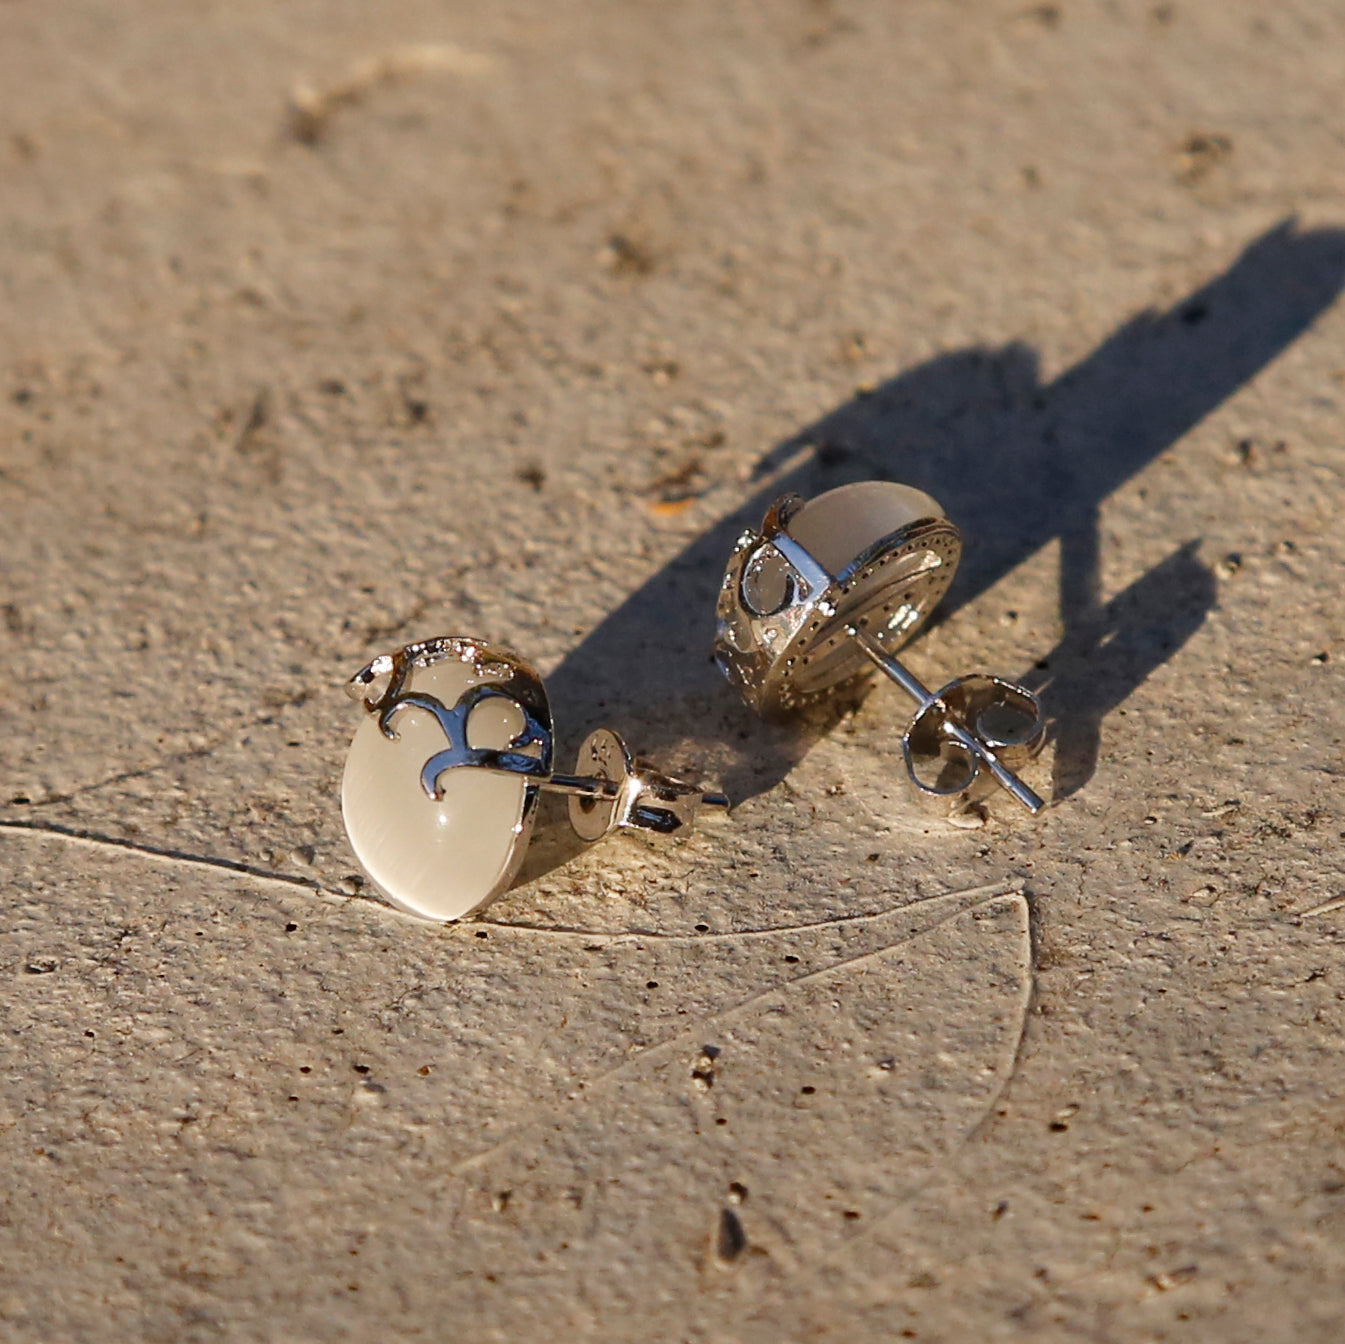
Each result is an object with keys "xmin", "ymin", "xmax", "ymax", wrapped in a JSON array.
[{"xmin": 714, "ymin": 493, "xmax": 963, "ymax": 716}]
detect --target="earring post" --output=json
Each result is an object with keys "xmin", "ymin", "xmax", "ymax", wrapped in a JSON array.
[
  {"xmin": 542, "ymin": 773, "xmax": 727, "ymax": 811},
  {"xmin": 541, "ymin": 772, "xmax": 624, "ymax": 801},
  {"xmin": 845, "ymin": 624, "xmax": 1045, "ymax": 815}
]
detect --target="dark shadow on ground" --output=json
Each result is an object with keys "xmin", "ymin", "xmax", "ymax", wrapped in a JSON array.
[
  {"xmin": 518, "ymin": 220, "xmax": 1345, "ymax": 884},
  {"xmin": 1019, "ymin": 539, "xmax": 1218, "ymax": 799}
]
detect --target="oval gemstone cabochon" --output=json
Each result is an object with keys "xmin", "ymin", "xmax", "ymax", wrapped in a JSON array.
[
  {"xmin": 787, "ymin": 479, "xmax": 945, "ymax": 577},
  {"xmin": 342, "ymin": 656, "xmax": 542, "ymax": 922}
]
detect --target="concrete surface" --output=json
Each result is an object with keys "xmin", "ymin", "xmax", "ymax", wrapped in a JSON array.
[{"xmin": 1, "ymin": 2, "xmax": 1344, "ymax": 1340}]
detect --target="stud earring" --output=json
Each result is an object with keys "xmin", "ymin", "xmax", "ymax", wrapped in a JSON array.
[
  {"xmin": 714, "ymin": 481, "xmax": 1046, "ymax": 814},
  {"xmin": 341, "ymin": 636, "xmax": 729, "ymax": 922}
]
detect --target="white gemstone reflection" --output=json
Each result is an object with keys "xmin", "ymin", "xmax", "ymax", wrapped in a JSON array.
[
  {"xmin": 785, "ymin": 480, "xmax": 944, "ymax": 576},
  {"xmin": 341, "ymin": 658, "xmax": 535, "ymax": 922}
]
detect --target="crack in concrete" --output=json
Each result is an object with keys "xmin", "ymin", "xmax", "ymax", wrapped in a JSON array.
[
  {"xmin": 449, "ymin": 886, "xmax": 1032, "ymax": 1178},
  {"xmin": 0, "ymin": 818, "xmax": 347, "ymax": 901}
]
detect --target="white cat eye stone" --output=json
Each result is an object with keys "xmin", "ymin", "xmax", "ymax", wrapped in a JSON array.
[
  {"xmin": 785, "ymin": 480, "xmax": 945, "ymax": 577},
  {"xmin": 341, "ymin": 647, "xmax": 549, "ymax": 922}
]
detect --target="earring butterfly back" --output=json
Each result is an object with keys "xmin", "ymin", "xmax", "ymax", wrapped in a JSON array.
[{"xmin": 714, "ymin": 481, "xmax": 1046, "ymax": 815}]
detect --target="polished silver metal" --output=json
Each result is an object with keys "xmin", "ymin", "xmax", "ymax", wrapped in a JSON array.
[
  {"xmin": 847, "ymin": 626, "xmax": 1045, "ymax": 814},
  {"xmin": 715, "ymin": 493, "xmax": 1046, "ymax": 815},
  {"xmin": 567, "ymin": 727, "xmax": 731, "ymax": 842},
  {"xmin": 348, "ymin": 635, "xmax": 728, "ymax": 841},
  {"xmin": 716, "ymin": 493, "xmax": 963, "ymax": 716}
]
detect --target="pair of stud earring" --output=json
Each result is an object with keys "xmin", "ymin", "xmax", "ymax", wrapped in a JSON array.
[{"xmin": 341, "ymin": 480, "xmax": 1047, "ymax": 922}]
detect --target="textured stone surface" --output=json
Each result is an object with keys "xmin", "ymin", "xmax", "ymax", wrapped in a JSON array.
[{"xmin": 1, "ymin": 2, "xmax": 1344, "ymax": 1340}]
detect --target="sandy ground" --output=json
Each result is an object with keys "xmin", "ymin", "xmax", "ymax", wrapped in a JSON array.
[{"xmin": 1, "ymin": 2, "xmax": 1344, "ymax": 1340}]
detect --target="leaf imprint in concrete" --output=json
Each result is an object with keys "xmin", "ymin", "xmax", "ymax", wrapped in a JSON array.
[{"xmin": 444, "ymin": 887, "xmax": 1032, "ymax": 1316}]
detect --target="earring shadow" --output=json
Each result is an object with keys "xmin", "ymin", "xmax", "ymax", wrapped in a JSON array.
[
  {"xmin": 1021, "ymin": 538, "xmax": 1218, "ymax": 799},
  {"xmin": 520, "ymin": 219, "xmax": 1344, "ymax": 884}
]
